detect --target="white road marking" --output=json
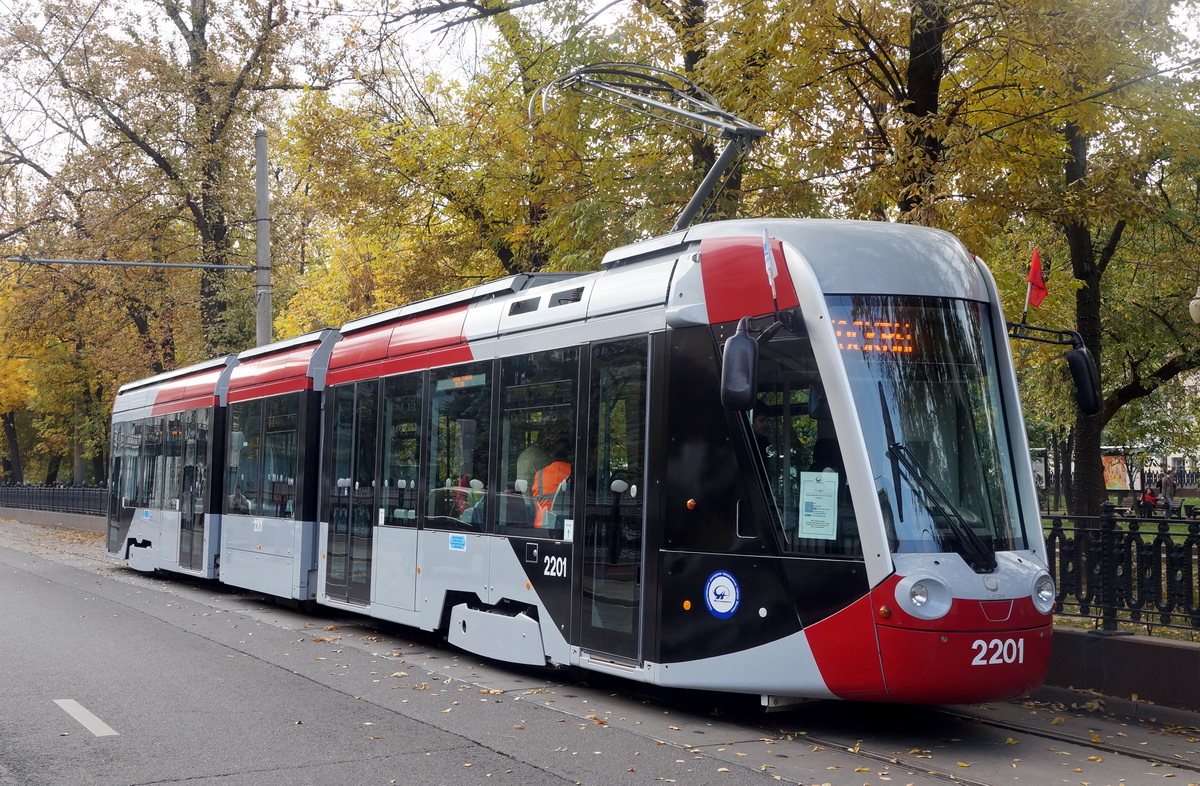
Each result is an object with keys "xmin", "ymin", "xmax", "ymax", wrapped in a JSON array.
[{"xmin": 54, "ymin": 699, "xmax": 118, "ymax": 737}]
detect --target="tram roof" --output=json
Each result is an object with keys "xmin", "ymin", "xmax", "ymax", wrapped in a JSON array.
[
  {"xmin": 604, "ymin": 218, "xmax": 985, "ymax": 301},
  {"xmin": 340, "ymin": 273, "xmax": 583, "ymax": 336},
  {"xmin": 227, "ymin": 328, "xmax": 339, "ymax": 401},
  {"xmin": 113, "ymin": 354, "xmax": 239, "ymax": 419},
  {"xmin": 116, "ymin": 355, "xmax": 236, "ymax": 396}
]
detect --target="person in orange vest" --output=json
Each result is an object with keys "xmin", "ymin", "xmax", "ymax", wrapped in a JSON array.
[{"xmin": 531, "ymin": 439, "xmax": 571, "ymax": 528}]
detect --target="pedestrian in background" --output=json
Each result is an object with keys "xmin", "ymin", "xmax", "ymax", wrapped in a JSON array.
[
  {"xmin": 1162, "ymin": 471, "xmax": 1178, "ymax": 519},
  {"xmin": 1142, "ymin": 486, "xmax": 1159, "ymax": 517}
]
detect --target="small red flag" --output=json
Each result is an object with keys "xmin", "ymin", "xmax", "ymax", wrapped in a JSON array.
[{"xmin": 1027, "ymin": 248, "xmax": 1047, "ymax": 308}]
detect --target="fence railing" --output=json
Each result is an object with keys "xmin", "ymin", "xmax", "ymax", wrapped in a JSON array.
[
  {"xmin": 0, "ymin": 486, "xmax": 106, "ymax": 517},
  {"xmin": 1046, "ymin": 503, "xmax": 1200, "ymax": 633}
]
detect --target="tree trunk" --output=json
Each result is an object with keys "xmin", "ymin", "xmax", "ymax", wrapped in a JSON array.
[
  {"xmin": 44, "ymin": 454, "xmax": 62, "ymax": 486},
  {"xmin": 2, "ymin": 411, "xmax": 22, "ymax": 485},
  {"xmin": 1063, "ymin": 120, "xmax": 1106, "ymax": 516},
  {"xmin": 897, "ymin": 0, "xmax": 947, "ymax": 219}
]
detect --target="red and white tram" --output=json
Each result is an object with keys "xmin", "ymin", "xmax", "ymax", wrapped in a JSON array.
[{"xmin": 109, "ymin": 218, "xmax": 1060, "ymax": 705}]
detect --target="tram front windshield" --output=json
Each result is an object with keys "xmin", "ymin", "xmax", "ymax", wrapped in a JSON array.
[{"xmin": 828, "ymin": 295, "xmax": 1024, "ymax": 569}]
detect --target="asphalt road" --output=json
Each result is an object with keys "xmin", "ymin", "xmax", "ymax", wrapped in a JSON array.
[{"xmin": 3, "ymin": 520, "xmax": 1200, "ymax": 786}]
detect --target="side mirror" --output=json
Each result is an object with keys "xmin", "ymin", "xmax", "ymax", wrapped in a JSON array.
[
  {"xmin": 721, "ymin": 317, "xmax": 758, "ymax": 411},
  {"xmin": 1066, "ymin": 346, "xmax": 1102, "ymax": 416},
  {"xmin": 1008, "ymin": 323, "xmax": 1103, "ymax": 417}
]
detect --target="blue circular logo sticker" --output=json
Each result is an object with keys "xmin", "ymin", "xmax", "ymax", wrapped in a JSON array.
[{"xmin": 704, "ymin": 570, "xmax": 740, "ymax": 619}]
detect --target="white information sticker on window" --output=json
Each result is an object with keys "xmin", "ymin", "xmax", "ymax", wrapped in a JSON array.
[{"xmin": 798, "ymin": 471, "xmax": 839, "ymax": 540}]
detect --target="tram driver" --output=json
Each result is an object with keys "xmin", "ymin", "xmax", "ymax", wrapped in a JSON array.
[{"xmin": 532, "ymin": 439, "xmax": 572, "ymax": 530}]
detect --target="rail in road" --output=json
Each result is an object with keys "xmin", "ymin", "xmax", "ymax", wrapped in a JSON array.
[{"xmin": 2, "ymin": 518, "xmax": 1199, "ymax": 786}]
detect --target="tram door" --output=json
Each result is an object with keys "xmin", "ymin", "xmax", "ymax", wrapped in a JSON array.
[
  {"xmin": 580, "ymin": 339, "xmax": 648, "ymax": 661},
  {"xmin": 178, "ymin": 412, "xmax": 207, "ymax": 571},
  {"xmin": 325, "ymin": 383, "xmax": 377, "ymax": 605}
]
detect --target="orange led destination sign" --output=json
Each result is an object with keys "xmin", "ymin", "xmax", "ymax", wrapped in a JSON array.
[{"xmin": 834, "ymin": 319, "xmax": 914, "ymax": 354}]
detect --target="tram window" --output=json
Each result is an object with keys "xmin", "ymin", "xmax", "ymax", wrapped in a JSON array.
[
  {"xmin": 164, "ymin": 417, "xmax": 183, "ymax": 511},
  {"xmin": 262, "ymin": 393, "xmax": 300, "ymax": 518},
  {"xmin": 182, "ymin": 409, "xmax": 205, "ymax": 508},
  {"xmin": 144, "ymin": 418, "xmax": 164, "ymax": 509},
  {"xmin": 829, "ymin": 295, "xmax": 1024, "ymax": 559},
  {"xmin": 353, "ymin": 382, "xmax": 379, "ymax": 527},
  {"xmin": 753, "ymin": 327, "xmax": 862, "ymax": 557},
  {"xmin": 381, "ymin": 374, "xmax": 423, "ymax": 527},
  {"xmin": 194, "ymin": 409, "xmax": 209, "ymax": 508},
  {"xmin": 498, "ymin": 349, "xmax": 578, "ymax": 539},
  {"xmin": 227, "ymin": 400, "xmax": 262, "ymax": 515},
  {"xmin": 426, "ymin": 362, "xmax": 491, "ymax": 532},
  {"xmin": 113, "ymin": 421, "xmax": 142, "ymax": 509},
  {"xmin": 323, "ymin": 385, "xmax": 355, "ymax": 591}
]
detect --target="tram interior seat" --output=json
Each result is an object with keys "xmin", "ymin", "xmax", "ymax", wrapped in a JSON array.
[{"xmin": 496, "ymin": 490, "xmax": 536, "ymax": 529}]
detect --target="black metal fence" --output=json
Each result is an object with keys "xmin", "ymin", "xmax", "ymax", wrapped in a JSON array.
[
  {"xmin": 0, "ymin": 487, "xmax": 1195, "ymax": 633},
  {"xmin": 0, "ymin": 486, "xmax": 106, "ymax": 517},
  {"xmin": 1046, "ymin": 503, "xmax": 1200, "ymax": 633}
]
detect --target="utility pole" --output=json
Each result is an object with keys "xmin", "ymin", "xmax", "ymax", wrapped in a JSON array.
[{"xmin": 255, "ymin": 129, "xmax": 273, "ymax": 347}]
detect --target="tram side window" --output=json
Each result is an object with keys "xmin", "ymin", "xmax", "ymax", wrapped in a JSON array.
[
  {"xmin": 227, "ymin": 401, "xmax": 262, "ymax": 514},
  {"xmin": 113, "ymin": 420, "xmax": 142, "ymax": 508},
  {"xmin": 426, "ymin": 362, "xmax": 491, "ymax": 532},
  {"xmin": 753, "ymin": 329, "xmax": 862, "ymax": 557},
  {"xmin": 262, "ymin": 393, "xmax": 300, "ymax": 518},
  {"xmin": 143, "ymin": 418, "xmax": 164, "ymax": 509},
  {"xmin": 163, "ymin": 417, "xmax": 183, "ymax": 511},
  {"xmin": 182, "ymin": 409, "xmax": 206, "ymax": 508},
  {"xmin": 498, "ymin": 349, "xmax": 578, "ymax": 539},
  {"xmin": 382, "ymin": 374, "xmax": 423, "ymax": 527},
  {"xmin": 353, "ymin": 382, "xmax": 379, "ymax": 527}
]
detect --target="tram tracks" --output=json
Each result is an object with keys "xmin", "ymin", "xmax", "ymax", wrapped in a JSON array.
[
  {"xmin": 616, "ymin": 682, "xmax": 1200, "ymax": 785},
  {"xmin": 934, "ymin": 704, "xmax": 1200, "ymax": 773},
  {"xmin": 752, "ymin": 702, "xmax": 1200, "ymax": 785},
  {"xmin": 765, "ymin": 729, "xmax": 996, "ymax": 786}
]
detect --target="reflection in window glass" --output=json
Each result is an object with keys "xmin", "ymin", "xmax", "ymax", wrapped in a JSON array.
[
  {"xmin": 118, "ymin": 422, "xmax": 141, "ymax": 506},
  {"xmin": 164, "ymin": 417, "xmax": 183, "ymax": 510},
  {"xmin": 227, "ymin": 401, "xmax": 261, "ymax": 515},
  {"xmin": 426, "ymin": 362, "xmax": 490, "ymax": 531},
  {"xmin": 324, "ymin": 385, "xmax": 356, "ymax": 590},
  {"xmin": 181, "ymin": 410, "xmax": 203, "ymax": 517},
  {"xmin": 382, "ymin": 374, "xmax": 422, "ymax": 527},
  {"xmin": 828, "ymin": 295, "xmax": 1023, "ymax": 563},
  {"xmin": 108, "ymin": 421, "xmax": 140, "ymax": 552},
  {"xmin": 144, "ymin": 419, "xmax": 163, "ymax": 509},
  {"xmin": 262, "ymin": 393, "xmax": 300, "ymax": 518}
]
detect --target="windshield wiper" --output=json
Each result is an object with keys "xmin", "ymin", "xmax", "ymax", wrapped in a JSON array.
[
  {"xmin": 886, "ymin": 441, "xmax": 998, "ymax": 574},
  {"xmin": 879, "ymin": 384, "xmax": 904, "ymax": 522}
]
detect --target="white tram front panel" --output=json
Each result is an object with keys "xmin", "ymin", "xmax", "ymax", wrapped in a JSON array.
[{"xmin": 107, "ymin": 356, "xmax": 237, "ymax": 579}]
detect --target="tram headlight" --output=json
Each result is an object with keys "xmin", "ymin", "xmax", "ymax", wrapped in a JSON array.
[
  {"xmin": 1032, "ymin": 572, "xmax": 1056, "ymax": 615},
  {"xmin": 894, "ymin": 575, "xmax": 952, "ymax": 620}
]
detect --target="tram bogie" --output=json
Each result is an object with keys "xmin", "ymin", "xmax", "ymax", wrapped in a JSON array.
[{"xmin": 108, "ymin": 218, "xmax": 1059, "ymax": 705}]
